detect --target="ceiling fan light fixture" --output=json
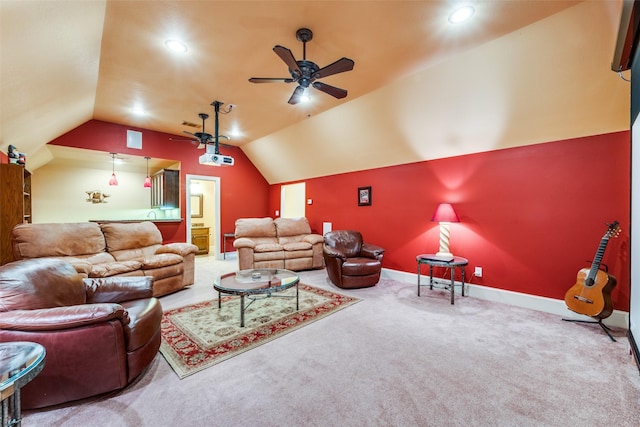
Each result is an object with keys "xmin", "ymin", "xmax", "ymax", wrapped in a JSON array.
[
  {"xmin": 448, "ymin": 5, "xmax": 475, "ymax": 24},
  {"xmin": 165, "ymin": 39, "xmax": 188, "ymax": 53}
]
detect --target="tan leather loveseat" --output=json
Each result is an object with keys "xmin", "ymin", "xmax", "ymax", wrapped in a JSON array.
[
  {"xmin": 233, "ymin": 217, "xmax": 324, "ymax": 271},
  {"xmin": 11, "ymin": 221, "xmax": 198, "ymax": 297}
]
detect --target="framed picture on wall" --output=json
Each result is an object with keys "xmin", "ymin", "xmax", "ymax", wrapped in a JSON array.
[
  {"xmin": 191, "ymin": 194, "xmax": 203, "ymax": 218},
  {"xmin": 358, "ymin": 186, "xmax": 371, "ymax": 206}
]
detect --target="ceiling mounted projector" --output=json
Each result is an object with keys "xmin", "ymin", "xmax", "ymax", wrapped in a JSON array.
[
  {"xmin": 199, "ymin": 152, "xmax": 234, "ymax": 166},
  {"xmin": 198, "ymin": 131, "xmax": 234, "ymax": 166}
]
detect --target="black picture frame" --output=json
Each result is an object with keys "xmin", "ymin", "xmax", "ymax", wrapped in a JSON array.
[{"xmin": 358, "ymin": 186, "xmax": 372, "ymax": 206}]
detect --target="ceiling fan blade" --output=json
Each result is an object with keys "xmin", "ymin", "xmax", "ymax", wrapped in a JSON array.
[
  {"xmin": 313, "ymin": 57, "xmax": 355, "ymax": 79},
  {"xmin": 249, "ymin": 77, "xmax": 295, "ymax": 83},
  {"xmin": 183, "ymin": 131, "xmax": 198, "ymax": 138},
  {"xmin": 288, "ymin": 86, "xmax": 305, "ymax": 105},
  {"xmin": 274, "ymin": 45, "xmax": 301, "ymax": 76},
  {"xmin": 312, "ymin": 82, "xmax": 348, "ymax": 99}
]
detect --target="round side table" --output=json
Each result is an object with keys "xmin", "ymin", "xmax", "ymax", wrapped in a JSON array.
[{"xmin": 416, "ymin": 254, "xmax": 469, "ymax": 304}]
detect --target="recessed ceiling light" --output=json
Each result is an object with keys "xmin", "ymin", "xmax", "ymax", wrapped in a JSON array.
[
  {"xmin": 131, "ymin": 106, "xmax": 146, "ymax": 116},
  {"xmin": 165, "ymin": 39, "xmax": 188, "ymax": 53},
  {"xmin": 448, "ymin": 5, "xmax": 475, "ymax": 24}
]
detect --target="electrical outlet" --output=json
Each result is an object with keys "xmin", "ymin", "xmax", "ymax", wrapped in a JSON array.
[{"xmin": 474, "ymin": 266, "xmax": 483, "ymax": 277}]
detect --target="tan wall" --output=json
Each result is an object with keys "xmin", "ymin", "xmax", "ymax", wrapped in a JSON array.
[
  {"xmin": 32, "ymin": 163, "xmax": 177, "ymax": 223},
  {"xmin": 243, "ymin": 1, "xmax": 629, "ymax": 184}
]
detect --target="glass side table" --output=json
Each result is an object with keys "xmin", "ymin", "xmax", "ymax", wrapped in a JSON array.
[
  {"xmin": 0, "ymin": 342, "xmax": 46, "ymax": 427},
  {"xmin": 417, "ymin": 254, "xmax": 469, "ymax": 304}
]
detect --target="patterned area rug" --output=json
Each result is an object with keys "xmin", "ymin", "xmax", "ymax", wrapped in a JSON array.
[{"xmin": 160, "ymin": 284, "xmax": 359, "ymax": 378}]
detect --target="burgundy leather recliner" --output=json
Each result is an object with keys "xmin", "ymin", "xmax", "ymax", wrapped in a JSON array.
[
  {"xmin": 323, "ymin": 230, "xmax": 385, "ymax": 289},
  {"xmin": 0, "ymin": 258, "xmax": 162, "ymax": 409}
]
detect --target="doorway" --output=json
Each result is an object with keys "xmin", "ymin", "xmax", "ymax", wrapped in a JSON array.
[
  {"xmin": 186, "ymin": 174, "xmax": 221, "ymax": 258},
  {"xmin": 280, "ymin": 182, "xmax": 306, "ymax": 218}
]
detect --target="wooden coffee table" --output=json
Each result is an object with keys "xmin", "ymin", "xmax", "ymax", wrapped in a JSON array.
[{"xmin": 214, "ymin": 269, "xmax": 299, "ymax": 327}]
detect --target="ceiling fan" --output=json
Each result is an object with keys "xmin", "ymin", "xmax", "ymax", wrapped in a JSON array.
[
  {"xmin": 170, "ymin": 107, "xmax": 230, "ymax": 152},
  {"xmin": 249, "ymin": 28, "xmax": 355, "ymax": 105}
]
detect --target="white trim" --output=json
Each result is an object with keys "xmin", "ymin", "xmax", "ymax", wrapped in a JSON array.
[{"xmin": 381, "ymin": 268, "xmax": 629, "ymax": 329}]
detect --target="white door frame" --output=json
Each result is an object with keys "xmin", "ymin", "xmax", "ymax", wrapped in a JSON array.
[{"xmin": 186, "ymin": 174, "xmax": 221, "ymax": 259}]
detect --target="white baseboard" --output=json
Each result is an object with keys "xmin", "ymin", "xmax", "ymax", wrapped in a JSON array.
[{"xmin": 381, "ymin": 268, "xmax": 629, "ymax": 330}]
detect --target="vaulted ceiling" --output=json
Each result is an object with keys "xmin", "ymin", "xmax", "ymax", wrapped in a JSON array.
[{"xmin": 0, "ymin": 1, "xmax": 629, "ymax": 183}]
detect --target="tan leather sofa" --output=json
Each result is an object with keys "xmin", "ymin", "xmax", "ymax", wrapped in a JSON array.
[
  {"xmin": 0, "ymin": 258, "xmax": 162, "ymax": 409},
  {"xmin": 11, "ymin": 221, "xmax": 198, "ymax": 297},
  {"xmin": 233, "ymin": 217, "xmax": 324, "ymax": 271}
]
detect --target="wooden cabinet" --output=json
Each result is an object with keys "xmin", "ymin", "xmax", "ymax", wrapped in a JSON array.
[
  {"xmin": 1, "ymin": 164, "xmax": 31, "ymax": 265},
  {"xmin": 150, "ymin": 169, "xmax": 179, "ymax": 208},
  {"xmin": 191, "ymin": 227, "xmax": 210, "ymax": 255}
]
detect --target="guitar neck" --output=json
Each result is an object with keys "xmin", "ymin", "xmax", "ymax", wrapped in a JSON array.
[{"xmin": 587, "ymin": 237, "xmax": 610, "ymax": 284}]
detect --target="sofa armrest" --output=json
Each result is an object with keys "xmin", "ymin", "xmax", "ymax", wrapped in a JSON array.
[
  {"xmin": 156, "ymin": 243, "xmax": 199, "ymax": 257},
  {"xmin": 84, "ymin": 276, "xmax": 154, "ymax": 303},
  {"xmin": 361, "ymin": 243, "xmax": 385, "ymax": 259},
  {"xmin": 233, "ymin": 237, "xmax": 256, "ymax": 249},
  {"xmin": 0, "ymin": 304, "xmax": 128, "ymax": 331},
  {"xmin": 323, "ymin": 245, "xmax": 346, "ymax": 261},
  {"xmin": 302, "ymin": 234, "xmax": 324, "ymax": 245}
]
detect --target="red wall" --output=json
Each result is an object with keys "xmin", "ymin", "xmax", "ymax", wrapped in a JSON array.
[
  {"xmin": 47, "ymin": 120, "xmax": 270, "ymax": 245},
  {"xmin": 272, "ymin": 131, "xmax": 631, "ymax": 311}
]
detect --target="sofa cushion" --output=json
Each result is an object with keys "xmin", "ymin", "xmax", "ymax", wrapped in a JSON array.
[
  {"xmin": 12, "ymin": 222, "xmax": 107, "ymax": 259},
  {"xmin": 275, "ymin": 217, "xmax": 312, "ymax": 237},
  {"xmin": 342, "ymin": 257, "xmax": 382, "ymax": 276},
  {"xmin": 235, "ymin": 217, "xmax": 276, "ymax": 238},
  {"xmin": 89, "ymin": 261, "xmax": 142, "ymax": 278},
  {"xmin": 281, "ymin": 242, "xmax": 312, "ymax": 251},
  {"xmin": 140, "ymin": 253, "xmax": 183, "ymax": 269},
  {"xmin": 254, "ymin": 243, "xmax": 284, "ymax": 253},
  {"xmin": 101, "ymin": 222, "xmax": 163, "ymax": 252}
]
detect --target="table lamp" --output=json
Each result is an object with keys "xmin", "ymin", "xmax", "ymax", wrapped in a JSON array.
[{"xmin": 431, "ymin": 203, "xmax": 459, "ymax": 257}]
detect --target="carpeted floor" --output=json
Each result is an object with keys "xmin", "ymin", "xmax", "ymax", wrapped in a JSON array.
[
  {"xmin": 22, "ymin": 254, "xmax": 640, "ymax": 426},
  {"xmin": 160, "ymin": 283, "xmax": 359, "ymax": 378}
]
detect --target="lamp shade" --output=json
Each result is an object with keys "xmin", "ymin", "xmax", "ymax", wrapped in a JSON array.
[
  {"xmin": 109, "ymin": 152, "xmax": 118, "ymax": 186},
  {"xmin": 431, "ymin": 203, "xmax": 459, "ymax": 223},
  {"xmin": 143, "ymin": 156, "xmax": 151, "ymax": 188}
]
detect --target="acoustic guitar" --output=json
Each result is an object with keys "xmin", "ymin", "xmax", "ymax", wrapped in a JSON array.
[{"xmin": 564, "ymin": 221, "xmax": 621, "ymax": 319}]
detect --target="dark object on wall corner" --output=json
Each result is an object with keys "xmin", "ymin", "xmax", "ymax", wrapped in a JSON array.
[
  {"xmin": 611, "ymin": 0, "xmax": 638, "ymax": 73},
  {"xmin": 249, "ymin": 28, "xmax": 355, "ymax": 105}
]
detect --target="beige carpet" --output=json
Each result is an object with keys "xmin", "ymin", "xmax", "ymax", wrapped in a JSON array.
[
  {"xmin": 22, "ymin": 255, "xmax": 640, "ymax": 426},
  {"xmin": 160, "ymin": 284, "xmax": 359, "ymax": 378}
]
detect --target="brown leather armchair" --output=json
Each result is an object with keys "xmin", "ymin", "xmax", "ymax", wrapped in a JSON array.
[
  {"xmin": 0, "ymin": 258, "xmax": 162, "ymax": 409},
  {"xmin": 323, "ymin": 230, "xmax": 385, "ymax": 289}
]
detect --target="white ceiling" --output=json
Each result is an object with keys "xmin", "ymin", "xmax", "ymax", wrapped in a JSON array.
[{"xmin": 0, "ymin": 1, "xmax": 628, "ymax": 182}]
